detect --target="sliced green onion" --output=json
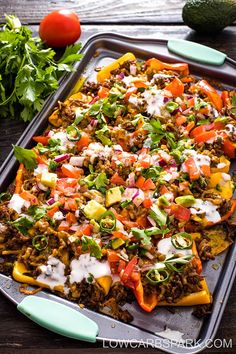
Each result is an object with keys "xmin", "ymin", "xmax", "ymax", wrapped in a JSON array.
[
  {"xmin": 171, "ymin": 232, "xmax": 193, "ymax": 250},
  {"xmin": 32, "ymin": 235, "xmax": 48, "ymax": 251},
  {"xmin": 99, "ymin": 211, "xmax": 116, "ymax": 233},
  {"xmin": 146, "ymin": 268, "xmax": 169, "ymax": 285},
  {"xmin": 66, "ymin": 126, "xmax": 81, "ymax": 141},
  {"xmin": 164, "ymin": 254, "xmax": 193, "ymax": 273}
]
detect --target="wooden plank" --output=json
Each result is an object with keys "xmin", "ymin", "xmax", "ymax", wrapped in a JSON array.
[
  {"xmin": 0, "ymin": 23, "xmax": 236, "ymax": 353},
  {"xmin": 0, "ymin": 0, "xmax": 185, "ymax": 24}
]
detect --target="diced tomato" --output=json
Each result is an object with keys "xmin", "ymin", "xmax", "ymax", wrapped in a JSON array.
[
  {"xmin": 112, "ymin": 231, "xmax": 129, "ymax": 241},
  {"xmin": 185, "ymin": 121, "xmax": 195, "ymax": 134},
  {"xmin": 61, "ymin": 164, "xmax": 83, "ymax": 179},
  {"xmin": 176, "ymin": 115, "xmax": 187, "ymax": 126},
  {"xmin": 124, "ymin": 87, "xmax": 138, "ymax": 102},
  {"xmin": 110, "ymin": 172, "xmax": 126, "ymax": 186},
  {"xmin": 33, "ymin": 136, "xmax": 50, "ymax": 145},
  {"xmin": 138, "ymin": 155, "xmax": 151, "ymax": 168},
  {"xmin": 64, "ymin": 198, "xmax": 78, "ymax": 211},
  {"xmin": 47, "ymin": 205, "xmax": 59, "ymax": 217},
  {"xmin": 107, "ymin": 249, "xmax": 121, "ymax": 263},
  {"xmin": 76, "ymin": 132, "xmax": 90, "ymax": 151},
  {"xmin": 97, "ymin": 86, "xmax": 110, "ymax": 98},
  {"xmin": 188, "ymin": 97, "xmax": 195, "ymax": 107},
  {"xmin": 165, "ymin": 77, "xmax": 184, "ymax": 97},
  {"xmin": 170, "ymin": 204, "xmax": 190, "ymax": 221},
  {"xmin": 58, "ymin": 220, "xmax": 70, "ymax": 231},
  {"xmin": 194, "ymin": 130, "xmax": 216, "ymax": 144},
  {"xmin": 56, "ymin": 178, "xmax": 77, "ymax": 194},
  {"xmin": 142, "ymin": 198, "xmax": 153, "ymax": 208},
  {"xmin": 183, "ymin": 156, "xmax": 200, "ymax": 181},
  {"xmin": 159, "ymin": 185, "xmax": 169, "ymax": 195},
  {"xmin": 135, "ymin": 176, "xmax": 145, "ymax": 189},
  {"xmin": 142, "ymin": 178, "xmax": 156, "ymax": 191},
  {"xmin": 80, "ymin": 224, "xmax": 93, "ymax": 236},
  {"xmin": 66, "ymin": 212, "xmax": 77, "ymax": 224}
]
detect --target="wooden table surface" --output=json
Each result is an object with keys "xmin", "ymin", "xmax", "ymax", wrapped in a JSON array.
[{"xmin": 0, "ymin": 1, "xmax": 235, "ymax": 353}]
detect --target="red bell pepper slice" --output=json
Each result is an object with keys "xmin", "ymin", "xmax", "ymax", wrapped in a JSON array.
[
  {"xmin": 194, "ymin": 130, "xmax": 216, "ymax": 144},
  {"xmin": 33, "ymin": 136, "xmax": 50, "ymax": 145}
]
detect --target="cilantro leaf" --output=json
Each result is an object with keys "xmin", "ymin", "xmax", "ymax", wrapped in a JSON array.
[
  {"xmin": 143, "ymin": 119, "xmax": 176, "ymax": 149},
  {"xmin": 149, "ymin": 204, "xmax": 167, "ymax": 227},
  {"xmin": 131, "ymin": 228, "xmax": 151, "ymax": 246},
  {"xmin": 94, "ymin": 172, "xmax": 109, "ymax": 193},
  {"xmin": 9, "ymin": 217, "xmax": 34, "ymax": 235},
  {"xmin": 81, "ymin": 236, "xmax": 102, "ymax": 259},
  {"xmin": 0, "ymin": 15, "xmax": 83, "ymax": 122},
  {"xmin": 95, "ymin": 125, "xmax": 112, "ymax": 146},
  {"xmin": 13, "ymin": 145, "xmax": 37, "ymax": 170},
  {"xmin": 28, "ymin": 206, "xmax": 46, "ymax": 221}
]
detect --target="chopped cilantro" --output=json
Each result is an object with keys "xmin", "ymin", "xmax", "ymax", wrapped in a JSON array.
[
  {"xmin": 81, "ymin": 236, "xmax": 102, "ymax": 259},
  {"xmin": 13, "ymin": 145, "xmax": 37, "ymax": 170}
]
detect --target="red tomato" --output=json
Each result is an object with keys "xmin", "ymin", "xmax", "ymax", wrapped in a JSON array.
[{"xmin": 39, "ymin": 10, "xmax": 81, "ymax": 47}]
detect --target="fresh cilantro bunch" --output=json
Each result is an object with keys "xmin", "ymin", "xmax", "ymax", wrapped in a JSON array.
[{"xmin": 0, "ymin": 15, "xmax": 83, "ymax": 122}]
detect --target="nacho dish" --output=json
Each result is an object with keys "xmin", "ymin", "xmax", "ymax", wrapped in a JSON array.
[{"xmin": 0, "ymin": 53, "xmax": 236, "ymax": 322}]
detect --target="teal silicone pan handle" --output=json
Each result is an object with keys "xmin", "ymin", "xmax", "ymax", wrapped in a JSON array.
[
  {"xmin": 167, "ymin": 39, "xmax": 226, "ymax": 66},
  {"xmin": 17, "ymin": 296, "xmax": 99, "ymax": 342}
]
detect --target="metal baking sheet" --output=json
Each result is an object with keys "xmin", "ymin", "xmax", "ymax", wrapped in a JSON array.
[{"xmin": 0, "ymin": 33, "xmax": 236, "ymax": 353}]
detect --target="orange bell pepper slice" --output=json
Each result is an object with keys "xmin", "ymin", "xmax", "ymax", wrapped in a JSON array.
[
  {"xmin": 145, "ymin": 58, "xmax": 189, "ymax": 75},
  {"xmin": 223, "ymin": 138, "xmax": 236, "ymax": 158},
  {"xmin": 191, "ymin": 80, "xmax": 222, "ymax": 111},
  {"xmin": 15, "ymin": 163, "xmax": 25, "ymax": 194},
  {"xmin": 133, "ymin": 273, "xmax": 158, "ymax": 312},
  {"xmin": 165, "ymin": 77, "xmax": 184, "ymax": 97},
  {"xmin": 33, "ymin": 136, "xmax": 50, "ymax": 145}
]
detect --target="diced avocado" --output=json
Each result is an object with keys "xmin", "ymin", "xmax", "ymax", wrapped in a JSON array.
[
  {"xmin": 41, "ymin": 172, "xmax": 57, "ymax": 188},
  {"xmin": 106, "ymin": 187, "xmax": 122, "ymax": 207},
  {"xmin": 175, "ymin": 195, "xmax": 196, "ymax": 207},
  {"xmin": 90, "ymin": 219, "xmax": 100, "ymax": 233},
  {"xmin": 157, "ymin": 195, "xmax": 170, "ymax": 207},
  {"xmin": 111, "ymin": 238, "xmax": 125, "ymax": 250},
  {"xmin": 83, "ymin": 200, "xmax": 106, "ymax": 220}
]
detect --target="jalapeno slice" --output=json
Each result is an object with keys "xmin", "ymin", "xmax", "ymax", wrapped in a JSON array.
[
  {"xmin": 145, "ymin": 268, "xmax": 169, "ymax": 285},
  {"xmin": 99, "ymin": 211, "xmax": 116, "ymax": 233},
  {"xmin": 66, "ymin": 126, "xmax": 81, "ymax": 141},
  {"xmin": 171, "ymin": 232, "xmax": 193, "ymax": 250},
  {"xmin": 164, "ymin": 254, "xmax": 193, "ymax": 273},
  {"xmin": 32, "ymin": 235, "xmax": 48, "ymax": 251}
]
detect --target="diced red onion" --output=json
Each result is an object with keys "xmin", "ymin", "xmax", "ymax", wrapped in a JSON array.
[
  {"xmin": 171, "ymin": 108, "xmax": 181, "ymax": 116},
  {"xmin": 132, "ymin": 189, "xmax": 140, "ymax": 200},
  {"xmin": 145, "ymin": 252, "xmax": 154, "ymax": 260},
  {"xmin": 132, "ymin": 189, "xmax": 145, "ymax": 207},
  {"xmin": 54, "ymin": 154, "xmax": 70, "ymax": 163},
  {"xmin": 163, "ymin": 96, "xmax": 169, "ymax": 103},
  {"xmin": 118, "ymin": 72, "xmax": 125, "ymax": 79},
  {"xmin": 158, "ymin": 159, "xmax": 166, "ymax": 167},
  {"xmin": 127, "ymin": 172, "xmax": 136, "ymax": 187},
  {"xmin": 69, "ymin": 156, "xmax": 85, "ymax": 167},
  {"xmin": 123, "ymin": 187, "xmax": 137, "ymax": 200},
  {"xmin": 44, "ymin": 130, "xmax": 50, "ymax": 136},
  {"xmin": 89, "ymin": 96, "xmax": 99, "ymax": 105},
  {"xmin": 168, "ymin": 159, "xmax": 177, "ymax": 168},
  {"xmin": 47, "ymin": 198, "xmax": 55, "ymax": 206},
  {"xmin": 130, "ymin": 64, "xmax": 137, "ymax": 76},
  {"xmin": 147, "ymin": 216, "xmax": 156, "ymax": 227}
]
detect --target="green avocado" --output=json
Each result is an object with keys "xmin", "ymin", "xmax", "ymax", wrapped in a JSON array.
[{"xmin": 182, "ymin": 0, "xmax": 236, "ymax": 34}]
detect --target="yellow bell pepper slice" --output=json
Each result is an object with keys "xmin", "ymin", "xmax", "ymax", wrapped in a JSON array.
[
  {"xmin": 208, "ymin": 172, "xmax": 233, "ymax": 199},
  {"xmin": 97, "ymin": 52, "xmax": 136, "ymax": 83},
  {"xmin": 211, "ymin": 156, "xmax": 230, "ymax": 173},
  {"xmin": 96, "ymin": 276, "xmax": 112, "ymax": 295},
  {"xmin": 13, "ymin": 261, "xmax": 64, "ymax": 293},
  {"xmin": 158, "ymin": 279, "xmax": 211, "ymax": 306}
]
